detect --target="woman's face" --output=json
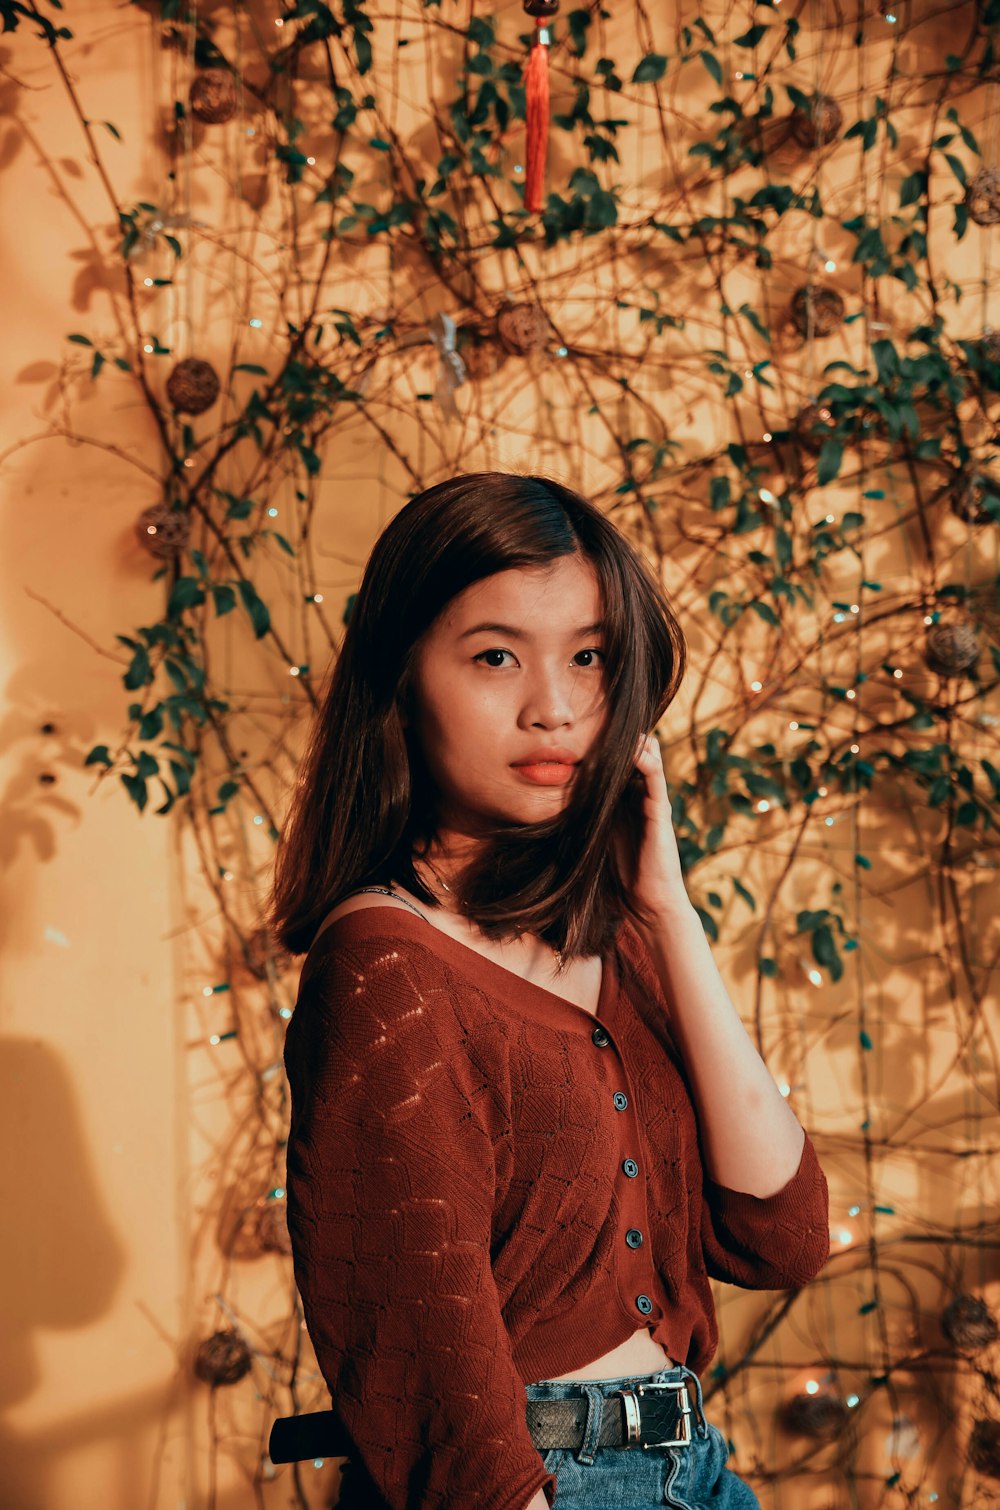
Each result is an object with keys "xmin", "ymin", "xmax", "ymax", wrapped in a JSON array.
[{"xmin": 408, "ymin": 553, "xmax": 609, "ymax": 837}]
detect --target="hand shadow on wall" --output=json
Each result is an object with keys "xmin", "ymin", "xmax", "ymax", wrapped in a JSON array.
[{"xmin": 0, "ymin": 1036, "xmax": 126, "ymax": 1507}]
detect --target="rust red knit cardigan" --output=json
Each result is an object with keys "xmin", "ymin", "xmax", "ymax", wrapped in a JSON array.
[{"xmin": 283, "ymin": 907, "xmax": 830, "ymax": 1510}]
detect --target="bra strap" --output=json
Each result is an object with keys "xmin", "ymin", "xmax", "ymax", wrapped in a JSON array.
[{"xmin": 348, "ymin": 885, "xmax": 429, "ymax": 922}]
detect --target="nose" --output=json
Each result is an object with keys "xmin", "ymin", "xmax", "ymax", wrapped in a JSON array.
[{"xmin": 519, "ymin": 664, "xmax": 576, "ymax": 729}]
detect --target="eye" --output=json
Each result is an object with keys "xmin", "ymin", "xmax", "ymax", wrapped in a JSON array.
[
  {"xmin": 473, "ymin": 648, "xmax": 517, "ymax": 668},
  {"xmin": 573, "ymin": 648, "xmax": 605, "ymax": 668}
]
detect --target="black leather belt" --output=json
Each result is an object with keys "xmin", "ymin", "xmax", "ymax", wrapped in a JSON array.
[
  {"xmin": 267, "ymin": 1378, "xmax": 697, "ymax": 1465},
  {"xmin": 527, "ymin": 1379, "xmax": 697, "ymax": 1451}
]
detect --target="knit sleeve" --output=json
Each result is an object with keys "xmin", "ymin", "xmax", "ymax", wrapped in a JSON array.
[
  {"xmin": 283, "ymin": 937, "xmax": 556, "ymax": 1510},
  {"xmin": 700, "ymin": 1128, "xmax": 831, "ymax": 1290}
]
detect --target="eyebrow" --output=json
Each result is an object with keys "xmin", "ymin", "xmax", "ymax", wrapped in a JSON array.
[{"xmin": 458, "ymin": 621, "xmax": 605, "ymax": 640}]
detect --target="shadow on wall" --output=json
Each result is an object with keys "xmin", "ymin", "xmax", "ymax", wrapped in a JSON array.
[{"xmin": 0, "ymin": 1037, "xmax": 126, "ymax": 1506}]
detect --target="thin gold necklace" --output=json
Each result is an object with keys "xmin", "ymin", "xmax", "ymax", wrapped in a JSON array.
[{"xmin": 416, "ymin": 857, "xmax": 564, "ymax": 974}]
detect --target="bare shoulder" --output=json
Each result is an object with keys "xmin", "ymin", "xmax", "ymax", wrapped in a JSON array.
[{"xmin": 312, "ymin": 890, "xmax": 418, "ymax": 947}]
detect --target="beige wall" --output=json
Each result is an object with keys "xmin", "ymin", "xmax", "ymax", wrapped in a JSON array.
[{"xmin": 3, "ymin": 2, "xmax": 998, "ymax": 1507}]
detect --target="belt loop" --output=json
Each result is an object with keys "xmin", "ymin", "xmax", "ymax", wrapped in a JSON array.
[
  {"xmin": 678, "ymin": 1365, "xmax": 709, "ymax": 1439},
  {"xmin": 573, "ymin": 1384, "xmax": 606, "ymax": 1466}
]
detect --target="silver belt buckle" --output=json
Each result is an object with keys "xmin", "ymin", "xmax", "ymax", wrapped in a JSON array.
[{"xmin": 618, "ymin": 1380, "xmax": 693, "ymax": 1450}]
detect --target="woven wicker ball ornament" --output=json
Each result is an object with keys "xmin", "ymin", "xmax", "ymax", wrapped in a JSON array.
[
  {"xmin": 791, "ymin": 285, "xmax": 845, "ymax": 339},
  {"xmin": 789, "ymin": 95, "xmax": 843, "ymax": 149},
  {"xmin": 969, "ymin": 1418, "xmax": 1000, "ymax": 1479},
  {"xmin": 941, "ymin": 1292, "xmax": 999, "ymax": 1349},
  {"xmin": 496, "ymin": 303, "xmax": 549, "ymax": 355},
  {"xmin": 190, "ymin": 69, "xmax": 238, "ymax": 126},
  {"xmin": 925, "ymin": 622, "xmax": 980, "ymax": 678},
  {"xmin": 949, "ymin": 470, "xmax": 998, "ymax": 526},
  {"xmin": 135, "ymin": 501, "xmax": 191, "ymax": 561},
  {"xmin": 794, "ymin": 403, "xmax": 836, "ymax": 452},
  {"xmin": 166, "ymin": 357, "xmax": 221, "ymax": 415},
  {"xmin": 193, "ymin": 1329, "xmax": 253, "ymax": 1386},
  {"xmin": 965, "ymin": 168, "xmax": 1000, "ymax": 227},
  {"xmin": 783, "ymin": 1392, "xmax": 850, "ymax": 1440}
]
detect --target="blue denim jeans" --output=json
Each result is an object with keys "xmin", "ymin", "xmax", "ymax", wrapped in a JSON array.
[{"xmin": 525, "ymin": 1364, "xmax": 763, "ymax": 1509}]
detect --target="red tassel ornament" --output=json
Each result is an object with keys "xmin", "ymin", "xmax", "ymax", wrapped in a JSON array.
[{"xmin": 522, "ymin": 0, "xmax": 559, "ymax": 212}]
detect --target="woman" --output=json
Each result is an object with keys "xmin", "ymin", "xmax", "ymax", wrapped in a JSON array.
[{"xmin": 269, "ymin": 472, "xmax": 830, "ymax": 1510}]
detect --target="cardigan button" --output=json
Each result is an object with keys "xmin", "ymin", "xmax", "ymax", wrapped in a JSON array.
[
  {"xmin": 625, "ymin": 1228, "xmax": 644, "ymax": 1248},
  {"xmin": 622, "ymin": 1158, "xmax": 639, "ymax": 1178},
  {"xmin": 592, "ymin": 1026, "xmax": 611, "ymax": 1048},
  {"xmin": 613, "ymin": 1092, "xmax": 628, "ymax": 1110},
  {"xmin": 636, "ymin": 1294, "xmax": 653, "ymax": 1316}
]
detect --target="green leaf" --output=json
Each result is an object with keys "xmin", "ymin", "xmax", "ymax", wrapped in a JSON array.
[
  {"xmin": 237, "ymin": 579, "xmax": 271, "ymax": 638},
  {"xmin": 632, "ymin": 53, "xmax": 667, "ymax": 84},
  {"xmin": 709, "ymin": 475, "xmax": 731, "ymax": 510},
  {"xmin": 234, "ymin": 363, "xmax": 268, "ymax": 374},
  {"xmin": 898, "ymin": 170, "xmax": 927, "ymax": 207},
  {"xmin": 699, "ymin": 50, "xmax": 722, "ymax": 85},
  {"xmin": 733, "ymin": 23, "xmax": 767, "ymax": 47},
  {"xmin": 817, "ymin": 439, "xmax": 844, "ymax": 485},
  {"xmin": 210, "ymin": 584, "xmax": 237, "ymax": 616},
  {"xmin": 944, "ymin": 153, "xmax": 968, "ymax": 186},
  {"xmin": 84, "ymin": 744, "xmax": 113, "ymax": 767},
  {"xmin": 67, "ymin": 333, "xmax": 93, "ymax": 346},
  {"xmin": 91, "ymin": 350, "xmax": 105, "ymax": 379}
]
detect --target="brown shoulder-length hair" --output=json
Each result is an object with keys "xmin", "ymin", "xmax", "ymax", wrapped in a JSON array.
[{"xmin": 267, "ymin": 471, "xmax": 686, "ymax": 959}]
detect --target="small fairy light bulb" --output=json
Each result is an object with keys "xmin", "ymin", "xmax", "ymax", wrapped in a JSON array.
[
  {"xmin": 817, "ymin": 786, "xmax": 828, "ymax": 797},
  {"xmin": 850, "ymin": 603, "xmax": 859, "ymax": 613},
  {"xmin": 514, "ymin": 163, "xmax": 524, "ymax": 175},
  {"xmin": 850, "ymin": 742, "xmax": 860, "ymax": 753},
  {"xmin": 762, "ymin": 431, "xmax": 772, "ymax": 441},
  {"xmin": 223, "ymin": 870, "xmax": 234, "ymax": 880},
  {"xmin": 744, "ymin": 368, "xmax": 753, "ymax": 379},
  {"xmin": 825, "ymin": 259, "xmax": 837, "ymax": 273},
  {"xmin": 183, "ymin": 457, "xmax": 195, "ymax": 468},
  {"xmin": 759, "ymin": 487, "xmax": 775, "ymax": 503},
  {"xmin": 143, "ymin": 277, "xmax": 154, "ymax": 287},
  {"xmin": 249, "ymin": 318, "xmax": 263, "ymax": 329},
  {"xmin": 275, "ymin": 15, "xmax": 284, "ymax": 25},
  {"xmin": 846, "ymin": 1394, "xmax": 860, "ymax": 1408},
  {"xmin": 143, "ymin": 343, "xmax": 154, "ymax": 353},
  {"xmin": 253, "ymin": 814, "xmax": 264, "ymax": 825},
  {"xmin": 267, "ymin": 506, "xmax": 279, "ymax": 517},
  {"xmin": 778, "ymin": 1080, "xmax": 791, "ymax": 1096},
  {"xmin": 313, "ymin": 592, "xmax": 324, "ymax": 603},
  {"xmin": 808, "ymin": 969, "xmax": 823, "ymax": 985},
  {"xmin": 278, "ymin": 1005, "xmax": 292, "ymax": 1019},
  {"xmin": 846, "ymin": 689, "xmax": 856, "ymax": 700},
  {"xmin": 893, "ymin": 668, "xmax": 903, "ymax": 678},
  {"xmin": 837, "ymin": 1226, "xmax": 853, "ymax": 1244},
  {"xmin": 202, "ymin": 986, "xmax": 214, "ymax": 997},
  {"xmin": 735, "ymin": 71, "xmax": 744, "ymax": 80},
  {"xmin": 789, "ymin": 719, "xmax": 799, "ymax": 730},
  {"xmin": 290, "ymin": 666, "xmax": 300, "ymax": 677},
  {"xmin": 756, "ymin": 799, "xmax": 770, "ymax": 812},
  {"xmin": 750, "ymin": 679, "xmax": 762, "ymax": 692},
  {"xmin": 923, "ymin": 614, "xmax": 933, "ymax": 625},
  {"xmin": 805, "ymin": 1379, "xmax": 820, "ymax": 1395},
  {"xmin": 884, "ymin": 10, "xmax": 897, "ymax": 22},
  {"xmin": 306, "ymin": 156, "xmax": 316, "ymax": 166},
  {"xmin": 556, "ymin": 346, "xmax": 568, "ymax": 357},
  {"xmin": 825, "ymin": 816, "xmax": 835, "ymax": 826}
]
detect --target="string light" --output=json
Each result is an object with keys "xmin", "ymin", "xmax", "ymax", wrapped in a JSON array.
[
  {"xmin": 249, "ymin": 317, "xmax": 263, "ymax": 328},
  {"xmin": 253, "ymin": 815, "xmax": 264, "ymax": 825},
  {"xmin": 762, "ymin": 431, "xmax": 772, "ymax": 441},
  {"xmin": 824, "ymin": 259, "xmax": 837, "ymax": 272},
  {"xmin": 267, "ymin": 506, "xmax": 279, "ymax": 516},
  {"xmin": 209, "ymin": 1030, "xmax": 237, "ymax": 1045},
  {"xmin": 143, "ymin": 342, "xmax": 154, "ymax": 352},
  {"xmin": 750, "ymin": 679, "xmax": 762, "ymax": 691}
]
